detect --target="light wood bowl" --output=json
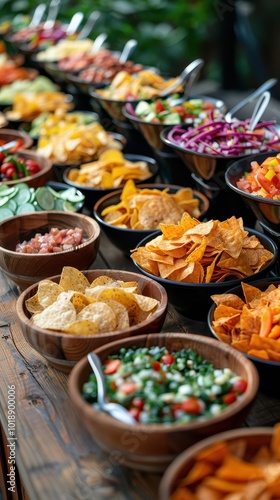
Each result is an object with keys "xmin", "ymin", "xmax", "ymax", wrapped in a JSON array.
[
  {"xmin": 0, "ymin": 211, "xmax": 101, "ymax": 291},
  {"xmin": 68, "ymin": 333, "xmax": 259, "ymax": 472},
  {"xmin": 159, "ymin": 427, "xmax": 274, "ymax": 499},
  {"xmin": 16, "ymin": 270, "xmax": 168, "ymax": 373}
]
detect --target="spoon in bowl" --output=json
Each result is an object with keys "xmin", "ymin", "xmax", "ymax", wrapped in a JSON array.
[
  {"xmin": 90, "ymin": 32, "xmax": 108, "ymax": 54},
  {"xmin": 77, "ymin": 11, "xmax": 101, "ymax": 40},
  {"xmin": 29, "ymin": 4, "xmax": 47, "ymax": 28},
  {"xmin": 248, "ymin": 91, "xmax": 271, "ymax": 131},
  {"xmin": 119, "ymin": 39, "xmax": 137, "ymax": 64},
  {"xmin": 159, "ymin": 58, "xmax": 204, "ymax": 98},
  {"xmin": 65, "ymin": 12, "xmax": 84, "ymax": 36},
  {"xmin": 87, "ymin": 353, "xmax": 136, "ymax": 425},
  {"xmin": 224, "ymin": 78, "xmax": 277, "ymax": 122}
]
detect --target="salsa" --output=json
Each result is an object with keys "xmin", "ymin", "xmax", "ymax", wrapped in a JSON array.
[
  {"xmin": 236, "ymin": 153, "xmax": 280, "ymax": 199},
  {"xmin": 82, "ymin": 346, "xmax": 247, "ymax": 424},
  {"xmin": 16, "ymin": 227, "xmax": 85, "ymax": 253}
]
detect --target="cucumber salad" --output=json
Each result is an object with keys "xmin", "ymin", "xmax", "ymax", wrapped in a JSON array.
[{"xmin": 82, "ymin": 346, "xmax": 248, "ymax": 424}]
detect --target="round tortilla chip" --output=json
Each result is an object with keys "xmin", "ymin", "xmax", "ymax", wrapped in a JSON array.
[
  {"xmin": 77, "ymin": 302, "xmax": 117, "ymax": 332},
  {"xmin": 64, "ymin": 319, "xmax": 99, "ymax": 335},
  {"xmin": 32, "ymin": 299, "xmax": 76, "ymax": 331},
  {"xmin": 37, "ymin": 280, "xmax": 64, "ymax": 308}
]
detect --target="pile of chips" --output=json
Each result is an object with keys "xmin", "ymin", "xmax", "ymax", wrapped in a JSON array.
[
  {"xmin": 67, "ymin": 150, "xmax": 153, "ymax": 189},
  {"xmin": 101, "ymin": 179, "xmax": 201, "ymax": 229},
  {"xmin": 211, "ymin": 281, "xmax": 280, "ymax": 362},
  {"xmin": 37, "ymin": 122, "xmax": 122, "ymax": 164},
  {"xmin": 26, "ymin": 266, "xmax": 159, "ymax": 335},
  {"xmin": 131, "ymin": 214, "xmax": 274, "ymax": 283},
  {"xmin": 6, "ymin": 91, "xmax": 74, "ymax": 121},
  {"xmin": 171, "ymin": 423, "xmax": 280, "ymax": 500},
  {"xmin": 96, "ymin": 69, "xmax": 183, "ymax": 100}
]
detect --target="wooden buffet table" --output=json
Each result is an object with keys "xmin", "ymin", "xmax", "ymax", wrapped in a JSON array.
[{"xmin": 1, "ymin": 230, "xmax": 280, "ymax": 500}]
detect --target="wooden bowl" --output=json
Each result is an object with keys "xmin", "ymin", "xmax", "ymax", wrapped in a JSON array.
[
  {"xmin": 16, "ymin": 269, "xmax": 168, "ymax": 373},
  {"xmin": 0, "ymin": 128, "xmax": 33, "ymax": 149},
  {"xmin": 159, "ymin": 427, "xmax": 274, "ymax": 499},
  {"xmin": 68, "ymin": 332, "xmax": 259, "ymax": 472},
  {"xmin": 0, "ymin": 211, "xmax": 101, "ymax": 291},
  {"xmin": 1, "ymin": 149, "xmax": 53, "ymax": 188}
]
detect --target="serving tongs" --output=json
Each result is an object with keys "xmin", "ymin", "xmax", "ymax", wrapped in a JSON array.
[
  {"xmin": 76, "ymin": 11, "xmax": 101, "ymax": 40},
  {"xmin": 159, "ymin": 58, "xmax": 204, "ymax": 98},
  {"xmin": 119, "ymin": 39, "xmax": 137, "ymax": 64},
  {"xmin": 87, "ymin": 353, "xmax": 136, "ymax": 425},
  {"xmin": 224, "ymin": 78, "xmax": 277, "ymax": 122}
]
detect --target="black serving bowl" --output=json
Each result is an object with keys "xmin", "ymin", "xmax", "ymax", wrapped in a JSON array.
[
  {"xmin": 93, "ymin": 184, "xmax": 209, "ymax": 256},
  {"xmin": 132, "ymin": 228, "xmax": 278, "ymax": 321},
  {"xmin": 225, "ymin": 151, "xmax": 280, "ymax": 233},
  {"xmin": 207, "ymin": 277, "xmax": 280, "ymax": 396},
  {"xmin": 63, "ymin": 154, "xmax": 160, "ymax": 209},
  {"xmin": 89, "ymin": 87, "xmax": 145, "ymax": 123},
  {"xmin": 160, "ymin": 124, "xmax": 280, "ymax": 181},
  {"xmin": 123, "ymin": 95, "xmax": 226, "ymax": 153}
]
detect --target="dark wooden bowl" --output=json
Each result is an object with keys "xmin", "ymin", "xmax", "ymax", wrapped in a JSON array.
[
  {"xmin": 159, "ymin": 427, "xmax": 274, "ymax": 499},
  {"xmin": 0, "ymin": 211, "xmax": 101, "ymax": 291},
  {"xmin": 68, "ymin": 332, "xmax": 259, "ymax": 472},
  {"xmin": 16, "ymin": 269, "xmax": 168, "ymax": 373},
  {"xmin": 1, "ymin": 149, "xmax": 53, "ymax": 188},
  {"xmin": 0, "ymin": 128, "xmax": 33, "ymax": 149}
]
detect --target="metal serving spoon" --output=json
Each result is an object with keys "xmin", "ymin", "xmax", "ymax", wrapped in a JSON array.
[
  {"xmin": 0, "ymin": 140, "xmax": 18, "ymax": 153},
  {"xmin": 159, "ymin": 58, "xmax": 204, "ymax": 98},
  {"xmin": 87, "ymin": 353, "xmax": 136, "ymax": 425},
  {"xmin": 119, "ymin": 39, "xmax": 137, "ymax": 64},
  {"xmin": 65, "ymin": 12, "xmax": 84, "ymax": 36},
  {"xmin": 249, "ymin": 91, "xmax": 271, "ymax": 131},
  {"xmin": 29, "ymin": 3, "xmax": 47, "ymax": 28},
  {"xmin": 224, "ymin": 78, "xmax": 277, "ymax": 122},
  {"xmin": 77, "ymin": 11, "xmax": 101, "ymax": 40},
  {"xmin": 90, "ymin": 32, "xmax": 108, "ymax": 54},
  {"xmin": 43, "ymin": 0, "xmax": 61, "ymax": 31}
]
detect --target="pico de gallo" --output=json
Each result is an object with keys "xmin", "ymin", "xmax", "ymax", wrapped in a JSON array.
[
  {"xmin": 82, "ymin": 346, "xmax": 248, "ymax": 424},
  {"xmin": 236, "ymin": 153, "xmax": 280, "ymax": 199},
  {"xmin": 0, "ymin": 153, "xmax": 40, "ymax": 181},
  {"xmin": 129, "ymin": 95, "xmax": 223, "ymax": 126}
]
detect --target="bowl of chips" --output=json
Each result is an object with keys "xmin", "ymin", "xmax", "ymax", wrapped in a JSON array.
[
  {"xmin": 159, "ymin": 424, "xmax": 280, "ymax": 499},
  {"xmin": 89, "ymin": 69, "xmax": 184, "ymax": 122},
  {"xmin": 225, "ymin": 151, "xmax": 280, "ymax": 235},
  {"xmin": 0, "ymin": 212, "xmax": 101, "ymax": 291},
  {"xmin": 68, "ymin": 331, "xmax": 259, "ymax": 472},
  {"xmin": 160, "ymin": 121, "xmax": 280, "ymax": 181},
  {"xmin": 63, "ymin": 151, "xmax": 159, "ymax": 209},
  {"xmin": 131, "ymin": 214, "xmax": 278, "ymax": 320},
  {"xmin": 208, "ymin": 277, "xmax": 280, "ymax": 396},
  {"xmin": 16, "ymin": 267, "xmax": 168, "ymax": 373},
  {"xmin": 93, "ymin": 180, "xmax": 209, "ymax": 255}
]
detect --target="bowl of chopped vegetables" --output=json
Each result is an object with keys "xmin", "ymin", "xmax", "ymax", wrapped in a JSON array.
[
  {"xmin": 225, "ymin": 151, "xmax": 280, "ymax": 233},
  {"xmin": 93, "ymin": 181, "xmax": 209, "ymax": 256},
  {"xmin": 207, "ymin": 277, "xmax": 280, "ymax": 397},
  {"xmin": 68, "ymin": 332, "xmax": 259, "ymax": 472},
  {"xmin": 0, "ymin": 149, "xmax": 53, "ymax": 191},
  {"xmin": 131, "ymin": 215, "xmax": 278, "ymax": 320},
  {"xmin": 0, "ymin": 211, "xmax": 101, "ymax": 291},
  {"xmin": 160, "ymin": 121, "xmax": 280, "ymax": 181},
  {"xmin": 123, "ymin": 94, "xmax": 226, "ymax": 152},
  {"xmin": 159, "ymin": 425, "xmax": 279, "ymax": 500}
]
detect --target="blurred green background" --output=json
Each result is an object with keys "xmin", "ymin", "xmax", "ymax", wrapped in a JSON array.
[{"xmin": 1, "ymin": 0, "xmax": 280, "ymax": 97}]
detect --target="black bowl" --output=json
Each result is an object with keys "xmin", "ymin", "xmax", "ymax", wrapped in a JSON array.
[
  {"xmin": 63, "ymin": 154, "xmax": 160, "ymax": 209},
  {"xmin": 93, "ymin": 184, "xmax": 209, "ymax": 256},
  {"xmin": 89, "ymin": 87, "xmax": 145, "ymax": 123},
  {"xmin": 132, "ymin": 227, "xmax": 278, "ymax": 321},
  {"xmin": 225, "ymin": 151, "xmax": 280, "ymax": 233},
  {"xmin": 160, "ymin": 124, "xmax": 280, "ymax": 181},
  {"xmin": 207, "ymin": 277, "xmax": 280, "ymax": 396},
  {"xmin": 123, "ymin": 95, "xmax": 226, "ymax": 153}
]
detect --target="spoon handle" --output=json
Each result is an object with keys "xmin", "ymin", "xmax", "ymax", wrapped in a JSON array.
[
  {"xmin": 249, "ymin": 91, "xmax": 271, "ymax": 131},
  {"xmin": 77, "ymin": 11, "xmax": 101, "ymax": 40},
  {"xmin": 29, "ymin": 4, "xmax": 47, "ymax": 28},
  {"xmin": 87, "ymin": 353, "xmax": 106, "ymax": 407},
  {"xmin": 225, "ymin": 78, "xmax": 277, "ymax": 122}
]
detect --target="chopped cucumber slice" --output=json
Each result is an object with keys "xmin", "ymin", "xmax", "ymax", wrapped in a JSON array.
[
  {"xmin": 16, "ymin": 203, "xmax": 36, "ymax": 214},
  {"xmin": 0, "ymin": 196, "xmax": 9, "ymax": 207},
  {"xmin": 0, "ymin": 208, "xmax": 14, "ymax": 221},
  {"xmin": 35, "ymin": 187, "xmax": 55, "ymax": 210},
  {"xmin": 13, "ymin": 188, "xmax": 31, "ymax": 205}
]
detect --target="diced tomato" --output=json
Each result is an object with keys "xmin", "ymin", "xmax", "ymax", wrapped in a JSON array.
[
  {"xmin": 152, "ymin": 361, "xmax": 161, "ymax": 371},
  {"xmin": 103, "ymin": 359, "xmax": 121, "ymax": 375},
  {"xmin": 256, "ymin": 171, "xmax": 279, "ymax": 196},
  {"xmin": 180, "ymin": 398, "xmax": 202, "ymax": 414},
  {"xmin": 129, "ymin": 407, "xmax": 141, "ymax": 421},
  {"xmin": 131, "ymin": 397, "xmax": 145, "ymax": 410},
  {"xmin": 222, "ymin": 393, "xmax": 237, "ymax": 405},
  {"xmin": 154, "ymin": 100, "xmax": 166, "ymax": 114},
  {"xmin": 232, "ymin": 379, "xmax": 247, "ymax": 395},
  {"xmin": 161, "ymin": 354, "xmax": 175, "ymax": 365},
  {"xmin": 119, "ymin": 381, "xmax": 137, "ymax": 395}
]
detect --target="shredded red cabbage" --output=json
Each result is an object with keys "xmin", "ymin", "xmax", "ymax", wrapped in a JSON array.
[{"xmin": 167, "ymin": 119, "xmax": 280, "ymax": 156}]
